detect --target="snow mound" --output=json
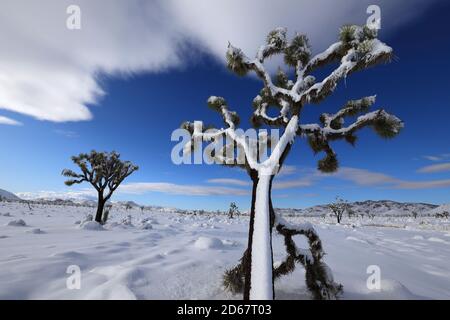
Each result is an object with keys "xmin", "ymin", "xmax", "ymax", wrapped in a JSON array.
[
  {"xmin": 79, "ymin": 221, "xmax": 104, "ymax": 231},
  {"xmin": 7, "ymin": 219, "xmax": 26, "ymax": 227},
  {"xmin": 27, "ymin": 228, "xmax": 45, "ymax": 234},
  {"xmin": 194, "ymin": 237, "xmax": 223, "ymax": 250},
  {"xmin": 140, "ymin": 223, "xmax": 153, "ymax": 230},
  {"xmin": 346, "ymin": 236, "xmax": 368, "ymax": 244},
  {"xmin": 428, "ymin": 237, "xmax": 446, "ymax": 244}
]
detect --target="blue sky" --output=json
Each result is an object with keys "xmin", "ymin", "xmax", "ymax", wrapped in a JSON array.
[{"xmin": 1, "ymin": 1, "xmax": 449, "ymax": 210}]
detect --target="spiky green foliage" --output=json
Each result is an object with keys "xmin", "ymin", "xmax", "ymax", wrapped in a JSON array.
[
  {"xmin": 356, "ymin": 40, "xmax": 374, "ymax": 60},
  {"xmin": 344, "ymin": 134, "xmax": 358, "ymax": 146},
  {"xmin": 363, "ymin": 25, "xmax": 378, "ymax": 40},
  {"xmin": 329, "ymin": 117, "xmax": 344, "ymax": 130},
  {"xmin": 342, "ymin": 96, "xmax": 375, "ymax": 116},
  {"xmin": 318, "ymin": 152, "xmax": 338, "ymax": 173},
  {"xmin": 372, "ymin": 115, "xmax": 403, "ymax": 138},
  {"xmin": 226, "ymin": 45, "xmax": 249, "ymax": 76},
  {"xmin": 265, "ymin": 27, "xmax": 288, "ymax": 57},
  {"xmin": 252, "ymin": 95, "xmax": 263, "ymax": 109},
  {"xmin": 339, "ymin": 25, "xmax": 357, "ymax": 44},
  {"xmin": 250, "ymin": 114, "xmax": 263, "ymax": 128},
  {"xmin": 207, "ymin": 96, "xmax": 227, "ymax": 111},
  {"xmin": 308, "ymin": 135, "xmax": 327, "ymax": 154},
  {"xmin": 275, "ymin": 68, "xmax": 289, "ymax": 88},
  {"xmin": 284, "ymin": 33, "xmax": 311, "ymax": 66}
]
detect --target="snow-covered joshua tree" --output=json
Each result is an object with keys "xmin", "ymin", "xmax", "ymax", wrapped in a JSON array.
[
  {"xmin": 62, "ymin": 151, "xmax": 138, "ymax": 223},
  {"xmin": 329, "ymin": 197, "xmax": 349, "ymax": 224},
  {"xmin": 182, "ymin": 25, "xmax": 403, "ymax": 300}
]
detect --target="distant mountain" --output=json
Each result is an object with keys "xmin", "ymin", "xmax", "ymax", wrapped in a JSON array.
[
  {"xmin": 276, "ymin": 200, "xmax": 439, "ymax": 217},
  {"xmin": 427, "ymin": 203, "xmax": 450, "ymax": 215},
  {"xmin": 0, "ymin": 189, "xmax": 21, "ymax": 201}
]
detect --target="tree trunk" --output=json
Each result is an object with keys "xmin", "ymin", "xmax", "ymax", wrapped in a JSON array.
[
  {"xmin": 95, "ymin": 193, "xmax": 105, "ymax": 223},
  {"xmin": 243, "ymin": 170, "xmax": 258, "ymax": 300},
  {"xmin": 244, "ymin": 172, "xmax": 275, "ymax": 300}
]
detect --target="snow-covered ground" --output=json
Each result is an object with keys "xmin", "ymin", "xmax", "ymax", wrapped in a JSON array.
[{"xmin": 0, "ymin": 202, "xmax": 449, "ymax": 299}]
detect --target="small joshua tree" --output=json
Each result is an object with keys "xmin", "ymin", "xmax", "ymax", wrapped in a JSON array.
[
  {"xmin": 329, "ymin": 197, "xmax": 349, "ymax": 224},
  {"xmin": 228, "ymin": 202, "xmax": 240, "ymax": 219},
  {"xmin": 182, "ymin": 25, "xmax": 402, "ymax": 300},
  {"xmin": 62, "ymin": 151, "xmax": 138, "ymax": 223}
]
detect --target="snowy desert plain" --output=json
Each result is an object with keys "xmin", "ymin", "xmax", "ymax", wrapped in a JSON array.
[{"xmin": 0, "ymin": 195, "xmax": 449, "ymax": 300}]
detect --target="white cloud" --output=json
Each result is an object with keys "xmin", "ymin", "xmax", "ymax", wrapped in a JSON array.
[
  {"xmin": 327, "ymin": 167, "xmax": 397, "ymax": 186},
  {"xmin": 277, "ymin": 165, "xmax": 297, "ymax": 177},
  {"xmin": 0, "ymin": 115, "xmax": 22, "ymax": 126},
  {"xmin": 423, "ymin": 155, "xmax": 443, "ymax": 162},
  {"xmin": 422, "ymin": 154, "xmax": 450, "ymax": 162},
  {"xmin": 326, "ymin": 167, "xmax": 450, "ymax": 190},
  {"xmin": 394, "ymin": 180, "xmax": 450, "ymax": 190},
  {"xmin": 207, "ymin": 178, "xmax": 251, "ymax": 187},
  {"xmin": 119, "ymin": 182, "xmax": 249, "ymax": 196},
  {"xmin": 0, "ymin": 0, "xmax": 438, "ymax": 123},
  {"xmin": 417, "ymin": 163, "xmax": 450, "ymax": 174},
  {"xmin": 17, "ymin": 189, "xmax": 96, "ymax": 200},
  {"xmin": 0, "ymin": 0, "xmax": 183, "ymax": 122},
  {"xmin": 273, "ymin": 177, "xmax": 314, "ymax": 189}
]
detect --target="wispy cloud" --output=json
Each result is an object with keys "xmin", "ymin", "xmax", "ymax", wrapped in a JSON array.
[
  {"xmin": 207, "ymin": 178, "xmax": 251, "ymax": 187},
  {"xmin": 393, "ymin": 179, "xmax": 450, "ymax": 189},
  {"xmin": 0, "ymin": 115, "xmax": 22, "ymax": 126},
  {"xmin": 418, "ymin": 162, "xmax": 450, "ymax": 173},
  {"xmin": 119, "ymin": 182, "xmax": 249, "ymax": 196},
  {"xmin": 326, "ymin": 167, "xmax": 450, "ymax": 190},
  {"xmin": 423, "ymin": 155, "xmax": 443, "ymax": 161},
  {"xmin": 277, "ymin": 165, "xmax": 297, "ymax": 177},
  {"xmin": 273, "ymin": 177, "xmax": 314, "ymax": 189},
  {"xmin": 326, "ymin": 167, "xmax": 397, "ymax": 186},
  {"xmin": 421, "ymin": 153, "xmax": 450, "ymax": 162}
]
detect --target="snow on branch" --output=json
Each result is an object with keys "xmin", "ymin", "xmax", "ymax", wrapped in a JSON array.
[
  {"xmin": 183, "ymin": 25, "xmax": 400, "ymax": 173},
  {"xmin": 226, "ymin": 25, "xmax": 392, "ymax": 109},
  {"xmin": 298, "ymin": 95, "xmax": 403, "ymax": 172},
  {"xmin": 274, "ymin": 213, "xmax": 342, "ymax": 299}
]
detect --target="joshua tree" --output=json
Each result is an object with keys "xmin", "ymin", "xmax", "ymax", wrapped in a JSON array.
[
  {"xmin": 62, "ymin": 151, "xmax": 138, "ymax": 223},
  {"xmin": 228, "ymin": 202, "xmax": 240, "ymax": 219},
  {"xmin": 329, "ymin": 197, "xmax": 349, "ymax": 224},
  {"xmin": 182, "ymin": 25, "xmax": 402, "ymax": 300}
]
